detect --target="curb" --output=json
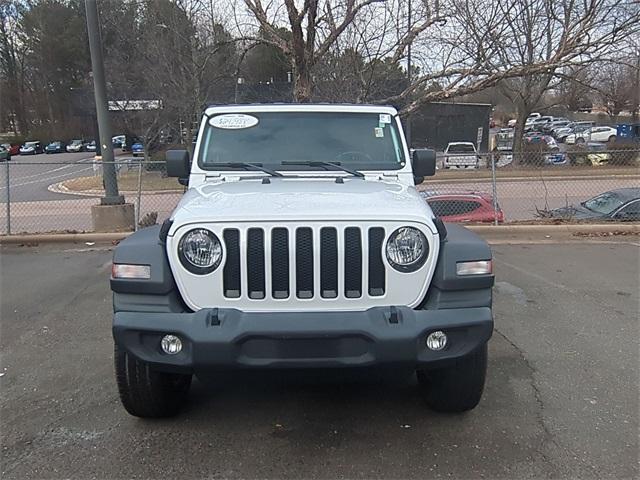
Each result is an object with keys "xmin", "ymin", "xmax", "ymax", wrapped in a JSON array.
[
  {"xmin": 48, "ymin": 181, "xmax": 183, "ymax": 197},
  {"xmin": 1, "ymin": 224, "xmax": 638, "ymax": 245},
  {"xmin": 0, "ymin": 232, "xmax": 131, "ymax": 244},
  {"xmin": 424, "ymin": 174, "xmax": 640, "ymax": 184},
  {"xmin": 468, "ymin": 223, "xmax": 640, "ymax": 235}
]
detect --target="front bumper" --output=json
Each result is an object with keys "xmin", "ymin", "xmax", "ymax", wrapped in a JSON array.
[{"xmin": 113, "ymin": 306, "xmax": 493, "ymax": 373}]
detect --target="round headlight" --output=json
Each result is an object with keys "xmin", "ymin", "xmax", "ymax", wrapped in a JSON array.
[
  {"xmin": 386, "ymin": 227, "xmax": 429, "ymax": 272},
  {"xmin": 178, "ymin": 228, "xmax": 222, "ymax": 274}
]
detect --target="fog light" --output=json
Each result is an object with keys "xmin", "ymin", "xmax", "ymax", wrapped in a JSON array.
[
  {"xmin": 161, "ymin": 334, "xmax": 182, "ymax": 354},
  {"xmin": 426, "ymin": 331, "xmax": 447, "ymax": 351}
]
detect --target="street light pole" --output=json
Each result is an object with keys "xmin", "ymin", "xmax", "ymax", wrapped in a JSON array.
[
  {"xmin": 406, "ymin": 0, "xmax": 412, "ymax": 148},
  {"xmin": 85, "ymin": 0, "xmax": 122, "ymax": 205}
]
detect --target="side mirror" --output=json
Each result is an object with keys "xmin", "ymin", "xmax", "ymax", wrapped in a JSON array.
[
  {"xmin": 166, "ymin": 150, "xmax": 190, "ymax": 179},
  {"xmin": 412, "ymin": 149, "xmax": 436, "ymax": 178}
]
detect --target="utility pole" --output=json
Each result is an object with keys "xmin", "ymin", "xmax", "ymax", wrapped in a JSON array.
[
  {"xmin": 85, "ymin": 0, "xmax": 122, "ymax": 205},
  {"xmin": 633, "ymin": 49, "xmax": 640, "ymax": 124},
  {"xmin": 406, "ymin": 0, "xmax": 413, "ymax": 148}
]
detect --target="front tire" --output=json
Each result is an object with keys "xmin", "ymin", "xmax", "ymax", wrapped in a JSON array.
[
  {"xmin": 417, "ymin": 343, "xmax": 488, "ymax": 413},
  {"xmin": 114, "ymin": 343, "xmax": 192, "ymax": 418}
]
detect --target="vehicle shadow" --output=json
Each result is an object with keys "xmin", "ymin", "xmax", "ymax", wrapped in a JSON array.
[{"xmin": 173, "ymin": 332, "xmax": 534, "ymax": 428}]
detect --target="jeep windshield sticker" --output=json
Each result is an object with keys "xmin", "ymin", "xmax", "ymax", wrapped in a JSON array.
[
  {"xmin": 374, "ymin": 127, "xmax": 384, "ymax": 138},
  {"xmin": 209, "ymin": 114, "xmax": 259, "ymax": 130},
  {"xmin": 379, "ymin": 114, "xmax": 391, "ymax": 124}
]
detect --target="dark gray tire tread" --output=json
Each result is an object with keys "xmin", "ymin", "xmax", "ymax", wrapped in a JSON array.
[
  {"xmin": 417, "ymin": 343, "xmax": 487, "ymax": 413},
  {"xmin": 114, "ymin": 343, "xmax": 191, "ymax": 418}
]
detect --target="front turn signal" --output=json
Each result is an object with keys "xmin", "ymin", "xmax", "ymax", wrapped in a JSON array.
[
  {"xmin": 456, "ymin": 260, "xmax": 492, "ymax": 276},
  {"xmin": 111, "ymin": 263, "xmax": 151, "ymax": 279}
]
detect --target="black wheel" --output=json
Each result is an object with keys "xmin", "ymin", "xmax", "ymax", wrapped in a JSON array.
[
  {"xmin": 608, "ymin": 135, "xmax": 616, "ymax": 143},
  {"xmin": 417, "ymin": 343, "xmax": 488, "ymax": 413},
  {"xmin": 114, "ymin": 343, "xmax": 192, "ymax": 418},
  {"xmin": 576, "ymin": 137, "xmax": 585, "ymax": 144}
]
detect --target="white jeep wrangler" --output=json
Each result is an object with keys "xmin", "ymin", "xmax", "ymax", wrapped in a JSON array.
[{"xmin": 110, "ymin": 104, "xmax": 494, "ymax": 418}]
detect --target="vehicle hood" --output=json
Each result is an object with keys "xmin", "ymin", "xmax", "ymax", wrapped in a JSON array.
[
  {"xmin": 550, "ymin": 205, "xmax": 603, "ymax": 219},
  {"xmin": 169, "ymin": 178, "xmax": 436, "ymax": 232}
]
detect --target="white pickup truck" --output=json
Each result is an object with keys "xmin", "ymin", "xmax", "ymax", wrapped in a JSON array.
[
  {"xmin": 443, "ymin": 142, "xmax": 480, "ymax": 169},
  {"xmin": 110, "ymin": 104, "xmax": 494, "ymax": 418}
]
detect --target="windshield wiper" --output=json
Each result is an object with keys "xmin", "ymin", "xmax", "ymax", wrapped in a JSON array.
[
  {"xmin": 281, "ymin": 161, "xmax": 364, "ymax": 178},
  {"xmin": 214, "ymin": 162, "xmax": 283, "ymax": 177}
]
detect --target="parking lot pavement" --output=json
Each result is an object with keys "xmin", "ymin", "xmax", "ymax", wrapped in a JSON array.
[{"xmin": 0, "ymin": 241, "xmax": 637, "ymax": 479}]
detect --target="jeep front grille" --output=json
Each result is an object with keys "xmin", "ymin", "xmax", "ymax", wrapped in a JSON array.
[{"xmin": 222, "ymin": 225, "xmax": 387, "ymax": 301}]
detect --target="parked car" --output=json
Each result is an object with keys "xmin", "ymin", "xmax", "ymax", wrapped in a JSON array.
[
  {"xmin": 85, "ymin": 140, "xmax": 97, "ymax": 152},
  {"xmin": 45, "ymin": 141, "xmax": 66, "ymax": 154},
  {"xmin": 567, "ymin": 142, "xmax": 610, "ymax": 166},
  {"xmin": 112, "ymin": 135, "xmax": 125, "ymax": 149},
  {"xmin": 0, "ymin": 145, "xmax": 10, "ymax": 162},
  {"xmin": 526, "ymin": 116, "xmax": 554, "ymax": 132},
  {"xmin": 66, "ymin": 139, "xmax": 85, "ymax": 152},
  {"xmin": 131, "ymin": 142, "xmax": 144, "ymax": 157},
  {"xmin": 550, "ymin": 188, "xmax": 640, "ymax": 221},
  {"xmin": 442, "ymin": 142, "xmax": 479, "ymax": 169},
  {"xmin": 543, "ymin": 119, "xmax": 570, "ymax": 134},
  {"xmin": 565, "ymin": 126, "xmax": 617, "ymax": 145},
  {"xmin": 507, "ymin": 119, "xmax": 517, "ymax": 128},
  {"xmin": 420, "ymin": 191, "xmax": 504, "ymax": 223},
  {"xmin": 19, "ymin": 141, "xmax": 44, "ymax": 155},
  {"xmin": 523, "ymin": 131, "xmax": 558, "ymax": 149},
  {"xmin": 554, "ymin": 121, "xmax": 595, "ymax": 142},
  {"xmin": 1, "ymin": 143, "xmax": 20, "ymax": 156}
]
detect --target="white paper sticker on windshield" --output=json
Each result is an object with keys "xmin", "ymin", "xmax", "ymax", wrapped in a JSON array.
[
  {"xmin": 374, "ymin": 127, "xmax": 384, "ymax": 138},
  {"xmin": 379, "ymin": 114, "xmax": 391, "ymax": 124},
  {"xmin": 209, "ymin": 114, "xmax": 259, "ymax": 129}
]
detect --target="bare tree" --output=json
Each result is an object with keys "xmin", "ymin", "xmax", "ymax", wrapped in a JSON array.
[
  {"xmin": 237, "ymin": 0, "xmax": 640, "ymax": 125},
  {"xmin": 595, "ymin": 62, "xmax": 635, "ymax": 116}
]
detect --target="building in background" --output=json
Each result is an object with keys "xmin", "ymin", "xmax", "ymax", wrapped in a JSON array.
[{"xmin": 409, "ymin": 102, "xmax": 491, "ymax": 152}]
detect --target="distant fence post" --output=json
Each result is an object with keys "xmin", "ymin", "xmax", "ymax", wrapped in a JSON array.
[
  {"xmin": 135, "ymin": 162, "xmax": 143, "ymax": 231},
  {"xmin": 5, "ymin": 160, "xmax": 10, "ymax": 235},
  {"xmin": 490, "ymin": 152, "xmax": 498, "ymax": 226}
]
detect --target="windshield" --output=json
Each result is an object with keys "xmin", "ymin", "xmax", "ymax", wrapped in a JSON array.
[
  {"xmin": 583, "ymin": 192, "xmax": 625, "ymax": 215},
  {"xmin": 71, "ymin": 140, "xmax": 82, "ymax": 145},
  {"xmin": 25, "ymin": 142, "xmax": 38, "ymax": 147},
  {"xmin": 447, "ymin": 144, "xmax": 475, "ymax": 153},
  {"xmin": 199, "ymin": 112, "xmax": 405, "ymax": 171}
]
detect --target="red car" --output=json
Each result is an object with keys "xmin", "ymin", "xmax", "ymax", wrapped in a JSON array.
[
  {"xmin": 1, "ymin": 143, "xmax": 20, "ymax": 156},
  {"xmin": 420, "ymin": 191, "xmax": 505, "ymax": 223}
]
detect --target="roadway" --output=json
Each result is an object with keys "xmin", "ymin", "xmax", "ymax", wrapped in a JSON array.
[
  {"xmin": 0, "ymin": 152, "xmax": 97, "ymax": 202},
  {"xmin": 1, "ymin": 240, "xmax": 637, "ymax": 479}
]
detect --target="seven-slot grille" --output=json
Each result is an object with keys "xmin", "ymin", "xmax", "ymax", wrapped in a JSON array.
[{"xmin": 222, "ymin": 226, "xmax": 387, "ymax": 301}]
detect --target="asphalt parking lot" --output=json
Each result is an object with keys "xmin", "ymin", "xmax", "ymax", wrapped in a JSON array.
[{"xmin": 0, "ymin": 240, "xmax": 638, "ymax": 479}]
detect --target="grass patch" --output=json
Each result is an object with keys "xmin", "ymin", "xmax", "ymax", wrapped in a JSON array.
[{"xmin": 63, "ymin": 172, "xmax": 181, "ymax": 192}]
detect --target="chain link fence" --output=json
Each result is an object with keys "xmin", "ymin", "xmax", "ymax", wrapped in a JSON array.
[{"xmin": 0, "ymin": 149, "xmax": 638, "ymax": 235}]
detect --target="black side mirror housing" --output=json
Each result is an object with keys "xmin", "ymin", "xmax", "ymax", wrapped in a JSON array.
[
  {"xmin": 412, "ymin": 149, "xmax": 436, "ymax": 178},
  {"xmin": 166, "ymin": 150, "xmax": 190, "ymax": 179}
]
